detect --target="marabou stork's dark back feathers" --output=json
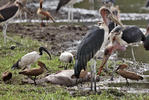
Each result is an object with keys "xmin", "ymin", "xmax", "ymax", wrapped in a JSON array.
[
  {"xmin": 108, "ymin": 22, "xmax": 115, "ymax": 33},
  {"xmin": 146, "ymin": 0, "xmax": 149, "ymax": 7},
  {"xmin": 74, "ymin": 26, "xmax": 105, "ymax": 78},
  {"xmin": 56, "ymin": 0, "xmax": 70, "ymax": 12},
  {"xmin": 122, "ymin": 26, "xmax": 146, "ymax": 43},
  {"xmin": 144, "ymin": 35, "xmax": 149, "ymax": 50},
  {"xmin": 0, "ymin": 4, "xmax": 18, "ymax": 22}
]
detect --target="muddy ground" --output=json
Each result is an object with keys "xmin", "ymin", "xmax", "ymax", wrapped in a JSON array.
[{"xmin": 2, "ymin": 23, "xmax": 90, "ymax": 55}]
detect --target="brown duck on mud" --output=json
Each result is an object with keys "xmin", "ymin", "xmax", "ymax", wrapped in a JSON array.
[
  {"xmin": 116, "ymin": 64, "xmax": 143, "ymax": 85},
  {"xmin": 2, "ymin": 71, "xmax": 12, "ymax": 83},
  {"xmin": 19, "ymin": 61, "xmax": 49, "ymax": 85}
]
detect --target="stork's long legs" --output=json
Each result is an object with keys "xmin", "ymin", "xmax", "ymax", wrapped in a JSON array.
[
  {"xmin": 131, "ymin": 46, "xmax": 136, "ymax": 63},
  {"xmin": 2, "ymin": 23, "xmax": 22, "ymax": 45},
  {"xmin": 68, "ymin": 4, "xmax": 73, "ymax": 22},
  {"xmin": 90, "ymin": 59, "xmax": 97, "ymax": 92}
]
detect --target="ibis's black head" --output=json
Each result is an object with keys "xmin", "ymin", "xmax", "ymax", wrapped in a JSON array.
[
  {"xmin": 144, "ymin": 35, "xmax": 149, "ymax": 50},
  {"xmin": 11, "ymin": 59, "xmax": 21, "ymax": 70},
  {"xmin": 39, "ymin": 47, "xmax": 52, "ymax": 59}
]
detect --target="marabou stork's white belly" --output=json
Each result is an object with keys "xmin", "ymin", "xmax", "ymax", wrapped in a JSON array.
[
  {"xmin": 19, "ymin": 51, "xmax": 40, "ymax": 67},
  {"xmin": 59, "ymin": 52, "xmax": 73, "ymax": 63}
]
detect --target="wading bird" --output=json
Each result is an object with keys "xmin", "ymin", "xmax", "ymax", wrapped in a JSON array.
[
  {"xmin": 143, "ymin": 25, "xmax": 149, "ymax": 50},
  {"xmin": 145, "ymin": 0, "xmax": 149, "ymax": 7},
  {"xmin": 98, "ymin": 25, "xmax": 146, "ymax": 77},
  {"xmin": 59, "ymin": 51, "xmax": 73, "ymax": 69},
  {"xmin": 116, "ymin": 64, "xmax": 143, "ymax": 85},
  {"xmin": 73, "ymin": 7, "xmax": 122, "ymax": 92},
  {"xmin": 56, "ymin": 0, "xmax": 76, "ymax": 22},
  {"xmin": 11, "ymin": 47, "xmax": 51, "ymax": 70},
  {"xmin": 0, "ymin": 0, "xmax": 29, "ymax": 45},
  {"xmin": 37, "ymin": 0, "xmax": 55, "ymax": 27},
  {"xmin": 2, "ymin": 71, "xmax": 12, "ymax": 83},
  {"xmin": 19, "ymin": 61, "xmax": 49, "ymax": 85}
]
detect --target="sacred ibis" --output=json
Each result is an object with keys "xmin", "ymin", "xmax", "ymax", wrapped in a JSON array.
[{"xmin": 11, "ymin": 47, "xmax": 51, "ymax": 70}]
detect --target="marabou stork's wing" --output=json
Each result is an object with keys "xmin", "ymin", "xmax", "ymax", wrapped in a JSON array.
[
  {"xmin": 146, "ymin": 0, "xmax": 149, "ymax": 7},
  {"xmin": 56, "ymin": 0, "xmax": 70, "ymax": 12},
  {"xmin": 0, "ymin": 4, "xmax": 18, "ymax": 22},
  {"xmin": 74, "ymin": 26, "xmax": 105, "ymax": 77},
  {"xmin": 122, "ymin": 26, "xmax": 146, "ymax": 43}
]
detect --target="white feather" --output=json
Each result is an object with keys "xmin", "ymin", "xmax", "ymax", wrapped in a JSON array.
[
  {"xmin": 19, "ymin": 51, "xmax": 41, "ymax": 69},
  {"xmin": 59, "ymin": 52, "xmax": 73, "ymax": 63}
]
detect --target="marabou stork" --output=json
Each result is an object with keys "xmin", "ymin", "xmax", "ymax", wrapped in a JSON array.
[
  {"xmin": 37, "ymin": 0, "xmax": 55, "ymax": 27},
  {"xmin": 145, "ymin": 0, "xmax": 149, "ymax": 7},
  {"xmin": 11, "ymin": 47, "xmax": 51, "ymax": 70},
  {"xmin": 116, "ymin": 64, "xmax": 143, "ymax": 85},
  {"xmin": 59, "ymin": 51, "xmax": 74, "ymax": 69},
  {"xmin": 19, "ymin": 61, "xmax": 49, "ymax": 85},
  {"xmin": 97, "ymin": 25, "xmax": 146, "ymax": 78},
  {"xmin": 143, "ymin": 25, "xmax": 149, "ymax": 50},
  {"xmin": 0, "ymin": 0, "xmax": 28, "ymax": 45},
  {"xmin": 73, "ymin": 7, "xmax": 122, "ymax": 91},
  {"xmin": 56, "ymin": 0, "xmax": 76, "ymax": 22}
]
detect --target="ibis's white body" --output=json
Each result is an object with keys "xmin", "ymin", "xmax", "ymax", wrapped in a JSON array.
[
  {"xmin": 59, "ymin": 52, "xmax": 73, "ymax": 63},
  {"xmin": 19, "ymin": 51, "xmax": 41, "ymax": 69}
]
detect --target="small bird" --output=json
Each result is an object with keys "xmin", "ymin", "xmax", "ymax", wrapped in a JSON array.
[
  {"xmin": 19, "ymin": 61, "xmax": 49, "ymax": 85},
  {"xmin": 37, "ymin": 0, "xmax": 55, "ymax": 27},
  {"xmin": 2, "ymin": 71, "xmax": 12, "ymax": 83},
  {"xmin": 59, "ymin": 51, "xmax": 73, "ymax": 69},
  {"xmin": 116, "ymin": 64, "xmax": 143, "ymax": 85},
  {"xmin": 11, "ymin": 47, "xmax": 51, "ymax": 70}
]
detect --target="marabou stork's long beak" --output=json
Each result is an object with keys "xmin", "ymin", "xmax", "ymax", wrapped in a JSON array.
[
  {"xmin": 48, "ymin": 14, "xmax": 56, "ymax": 23},
  {"xmin": 0, "ymin": 14, "xmax": 4, "ymax": 19},
  {"xmin": 108, "ymin": 14, "xmax": 123, "ymax": 27},
  {"xmin": 100, "ymin": 7, "xmax": 124, "ymax": 27}
]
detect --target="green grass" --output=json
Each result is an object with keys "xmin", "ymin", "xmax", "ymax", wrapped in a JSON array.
[{"xmin": 0, "ymin": 31, "xmax": 149, "ymax": 100}]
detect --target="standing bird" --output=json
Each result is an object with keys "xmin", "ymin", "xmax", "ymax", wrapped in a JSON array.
[
  {"xmin": 145, "ymin": 0, "xmax": 149, "ymax": 7},
  {"xmin": 11, "ymin": 47, "xmax": 51, "ymax": 70},
  {"xmin": 73, "ymin": 7, "xmax": 122, "ymax": 91},
  {"xmin": 0, "ymin": 0, "xmax": 29, "ymax": 45},
  {"xmin": 2, "ymin": 71, "xmax": 12, "ymax": 83},
  {"xmin": 59, "ymin": 51, "xmax": 73, "ymax": 69},
  {"xmin": 97, "ymin": 25, "xmax": 146, "ymax": 76},
  {"xmin": 56, "ymin": 0, "xmax": 76, "ymax": 22},
  {"xmin": 19, "ymin": 61, "xmax": 49, "ymax": 85},
  {"xmin": 116, "ymin": 64, "xmax": 143, "ymax": 85},
  {"xmin": 143, "ymin": 25, "xmax": 149, "ymax": 50},
  {"xmin": 37, "ymin": 0, "xmax": 55, "ymax": 27}
]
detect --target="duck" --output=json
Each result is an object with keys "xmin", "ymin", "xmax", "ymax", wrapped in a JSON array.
[{"xmin": 19, "ymin": 61, "xmax": 49, "ymax": 85}]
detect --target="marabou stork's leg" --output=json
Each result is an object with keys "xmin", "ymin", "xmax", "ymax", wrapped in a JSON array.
[
  {"xmin": 93, "ymin": 59, "xmax": 97, "ymax": 92},
  {"xmin": 3, "ymin": 23, "xmax": 22, "ymax": 45},
  {"xmin": 68, "ymin": 5, "xmax": 71, "ymax": 22},
  {"xmin": 90, "ymin": 63, "xmax": 93, "ymax": 91},
  {"xmin": 110, "ymin": 51, "xmax": 118, "ymax": 81},
  {"xmin": 71, "ymin": 4, "xmax": 74, "ymax": 21},
  {"xmin": 131, "ymin": 46, "xmax": 136, "ymax": 63},
  {"xmin": 90, "ymin": 59, "xmax": 97, "ymax": 92},
  {"xmin": 3, "ymin": 23, "xmax": 8, "ymax": 45},
  {"xmin": 24, "ymin": 12, "xmax": 27, "ymax": 19}
]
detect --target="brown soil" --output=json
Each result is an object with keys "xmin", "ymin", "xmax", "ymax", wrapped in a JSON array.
[{"xmin": 5, "ymin": 23, "xmax": 89, "ymax": 55}]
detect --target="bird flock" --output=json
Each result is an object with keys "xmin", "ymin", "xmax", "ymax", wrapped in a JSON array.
[{"xmin": 0, "ymin": 0, "xmax": 148, "ymax": 93}]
